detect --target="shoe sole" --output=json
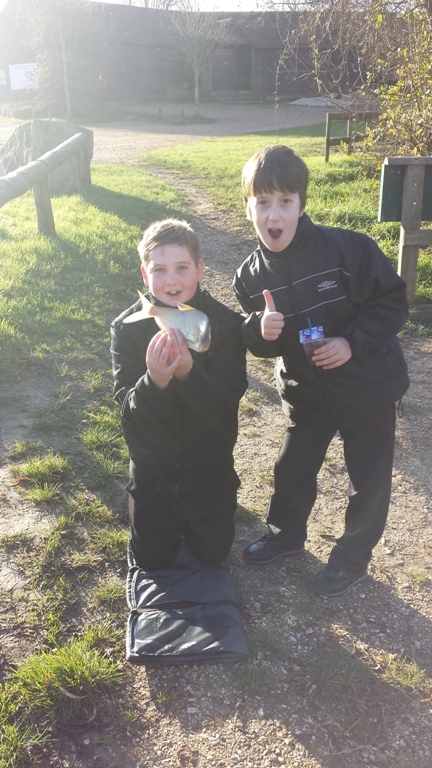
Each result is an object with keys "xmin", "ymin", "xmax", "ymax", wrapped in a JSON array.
[
  {"xmin": 243, "ymin": 548, "xmax": 305, "ymax": 565},
  {"xmin": 309, "ymin": 572, "xmax": 367, "ymax": 597}
]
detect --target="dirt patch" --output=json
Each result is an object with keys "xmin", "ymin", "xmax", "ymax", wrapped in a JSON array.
[{"xmin": 1, "ymin": 105, "xmax": 432, "ymax": 768}]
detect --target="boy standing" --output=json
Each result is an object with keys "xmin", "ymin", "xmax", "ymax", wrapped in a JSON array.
[
  {"xmin": 111, "ymin": 218, "xmax": 247, "ymax": 570},
  {"xmin": 233, "ymin": 145, "xmax": 409, "ymax": 596}
]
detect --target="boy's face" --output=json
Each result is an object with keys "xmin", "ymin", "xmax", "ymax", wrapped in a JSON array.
[
  {"xmin": 247, "ymin": 190, "xmax": 303, "ymax": 252},
  {"xmin": 141, "ymin": 244, "xmax": 204, "ymax": 306}
]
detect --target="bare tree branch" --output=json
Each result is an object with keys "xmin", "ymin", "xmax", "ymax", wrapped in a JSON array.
[{"xmin": 169, "ymin": 1, "xmax": 228, "ymax": 114}]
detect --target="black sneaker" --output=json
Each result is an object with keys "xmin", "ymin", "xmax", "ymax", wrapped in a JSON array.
[
  {"xmin": 310, "ymin": 565, "xmax": 367, "ymax": 596},
  {"xmin": 243, "ymin": 533, "xmax": 305, "ymax": 565}
]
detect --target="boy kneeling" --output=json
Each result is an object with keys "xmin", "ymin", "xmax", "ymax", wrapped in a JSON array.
[{"xmin": 112, "ymin": 219, "xmax": 247, "ymax": 570}]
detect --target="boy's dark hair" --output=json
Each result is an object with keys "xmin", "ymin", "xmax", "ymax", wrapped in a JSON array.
[
  {"xmin": 137, "ymin": 218, "xmax": 201, "ymax": 266},
  {"xmin": 242, "ymin": 145, "xmax": 309, "ymax": 211}
]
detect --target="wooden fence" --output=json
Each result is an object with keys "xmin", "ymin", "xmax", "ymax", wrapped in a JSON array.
[
  {"xmin": 378, "ymin": 156, "xmax": 432, "ymax": 302},
  {"xmin": 0, "ymin": 132, "xmax": 92, "ymax": 237}
]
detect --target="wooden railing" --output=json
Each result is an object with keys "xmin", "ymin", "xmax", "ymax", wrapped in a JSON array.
[
  {"xmin": 0, "ymin": 132, "xmax": 92, "ymax": 237},
  {"xmin": 324, "ymin": 111, "xmax": 380, "ymax": 162}
]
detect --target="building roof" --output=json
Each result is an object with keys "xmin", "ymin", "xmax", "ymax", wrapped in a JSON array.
[
  {"xmin": 87, "ymin": 2, "xmax": 298, "ymax": 49},
  {"xmin": 0, "ymin": 0, "xmax": 301, "ymax": 53}
]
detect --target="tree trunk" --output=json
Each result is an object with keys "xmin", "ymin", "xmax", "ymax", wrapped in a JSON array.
[
  {"xmin": 55, "ymin": 0, "xmax": 71, "ymax": 120},
  {"xmin": 194, "ymin": 69, "xmax": 200, "ymax": 115}
]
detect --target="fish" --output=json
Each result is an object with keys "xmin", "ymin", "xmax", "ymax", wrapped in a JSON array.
[{"xmin": 122, "ymin": 290, "xmax": 211, "ymax": 353}]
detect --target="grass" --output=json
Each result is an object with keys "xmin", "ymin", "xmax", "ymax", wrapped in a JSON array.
[
  {"xmin": 10, "ymin": 452, "xmax": 69, "ymax": 482},
  {"xmin": 378, "ymin": 652, "xmax": 432, "ymax": 697},
  {"xmin": 91, "ymin": 579, "xmax": 125, "ymax": 609},
  {"xmin": 8, "ymin": 625, "xmax": 122, "ymax": 728},
  {"xmin": 9, "ymin": 451, "xmax": 69, "ymax": 502},
  {"xmin": 0, "ymin": 124, "xmax": 431, "ymax": 767}
]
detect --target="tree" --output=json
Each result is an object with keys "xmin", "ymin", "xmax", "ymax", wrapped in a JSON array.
[
  {"xmin": 267, "ymin": 0, "xmax": 432, "ymax": 155},
  {"xmin": 169, "ymin": 0, "xmax": 228, "ymax": 114},
  {"xmin": 370, "ymin": 8, "xmax": 432, "ymax": 156},
  {"xmin": 17, "ymin": 0, "xmax": 92, "ymax": 120}
]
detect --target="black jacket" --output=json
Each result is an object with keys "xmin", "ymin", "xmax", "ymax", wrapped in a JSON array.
[
  {"xmin": 233, "ymin": 213, "xmax": 409, "ymax": 428},
  {"xmin": 110, "ymin": 288, "xmax": 248, "ymax": 493}
]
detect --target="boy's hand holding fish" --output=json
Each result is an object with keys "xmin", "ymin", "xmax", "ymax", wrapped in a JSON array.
[
  {"xmin": 146, "ymin": 327, "xmax": 192, "ymax": 389},
  {"xmin": 168, "ymin": 327, "xmax": 193, "ymax": 380}
]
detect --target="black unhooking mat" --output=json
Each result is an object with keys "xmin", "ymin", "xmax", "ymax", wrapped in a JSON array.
[{"xmin": 125, "ymin": 555, "xmax": 249, "ymax": 665}]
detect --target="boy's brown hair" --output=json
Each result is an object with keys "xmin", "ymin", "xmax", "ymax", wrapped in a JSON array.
[
  {"xmin": 242, "ymin": 145, "xmax": 309, "ymax": 211},
  {"xmin": 137, "ymin": 218, "xmax": 201, "ymax": 266}
]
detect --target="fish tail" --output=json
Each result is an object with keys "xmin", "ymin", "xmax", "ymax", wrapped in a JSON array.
[{"xmin": 138, "ymin": 290, "xmax": 155, "ymax": 317}]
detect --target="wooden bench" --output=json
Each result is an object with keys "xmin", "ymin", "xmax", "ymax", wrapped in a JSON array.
[{"xmin": 324, "ymin": 111, "xmax": 380, "ymax": 162}]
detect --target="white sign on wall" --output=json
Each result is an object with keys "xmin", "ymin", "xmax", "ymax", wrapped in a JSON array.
[{"xmin": 9, "ymin": 62, "xmax": 38, "ymax": 90}]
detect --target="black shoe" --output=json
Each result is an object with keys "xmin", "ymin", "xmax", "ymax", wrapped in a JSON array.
[
  {"xmin": 243, "ymin": 533, "xmax": 305, "ymax": 565},
  {"xmin": 310, "ymin": 565, "xmax": 367, "ymax": 596}
]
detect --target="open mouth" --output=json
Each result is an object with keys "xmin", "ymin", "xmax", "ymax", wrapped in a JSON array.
[{"xmin": 268, "ymin": 228, "xmax": 283, "ymax": 240}]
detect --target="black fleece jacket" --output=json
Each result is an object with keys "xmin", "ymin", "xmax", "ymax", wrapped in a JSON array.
[
  {"xmin": 110, "ymin": 288, "xmax": 248, "ymax": 494},
  {"xmin": 233, "ymin": 213, "xmax": 409, "ymax": 428}
]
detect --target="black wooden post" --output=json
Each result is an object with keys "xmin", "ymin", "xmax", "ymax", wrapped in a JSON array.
[{"xmin": 378, "ymin": 156, "xmax": 432, "ymax": 302}]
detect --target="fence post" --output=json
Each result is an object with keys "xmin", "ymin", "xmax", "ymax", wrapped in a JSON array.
[
  {"xmin": 33, "ymin": 179, "xmax": 56, "ymax": 237},
  {"xmin": 398, "ymin": 164, "xmax": 425, "ymax": 302}
]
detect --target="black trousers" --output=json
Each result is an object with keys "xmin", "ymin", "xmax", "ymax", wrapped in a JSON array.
[
  {"xmin": 267, "ymin": 402, "xmax": 396, "ymax": 573},
  {"xmin": 127, "ymin": 462, "xmax": 237, "ymax": 570}
]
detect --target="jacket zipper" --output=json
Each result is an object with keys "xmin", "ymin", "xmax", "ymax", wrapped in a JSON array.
[{"xmin": 282, "ymin": 250, "xmax": 341, "ymax": 430}]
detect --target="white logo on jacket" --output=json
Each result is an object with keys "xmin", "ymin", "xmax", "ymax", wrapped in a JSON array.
[{"xmin": 317, "ymin": 280, "xmax": 338, "ymax": 291}]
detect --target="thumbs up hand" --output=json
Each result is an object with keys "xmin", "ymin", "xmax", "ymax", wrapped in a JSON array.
[{"xmin": 261, "ymin": 289, "xmax": 284, "ymax": 341}]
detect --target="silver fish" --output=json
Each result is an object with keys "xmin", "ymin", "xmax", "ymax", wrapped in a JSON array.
[{"xmin": 123, "ymin": 290, "xmax": 211, "ymax": 352}]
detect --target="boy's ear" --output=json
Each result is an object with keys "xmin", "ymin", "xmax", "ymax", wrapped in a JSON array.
[
  {"xmin": 140, "ymin": 264, "xmax": 149, "ymax": 286},
  {"xmin": 245, "ymin": 200, "xmax": 252, "ymax": 221}
]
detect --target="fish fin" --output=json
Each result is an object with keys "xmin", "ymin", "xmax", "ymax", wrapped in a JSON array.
[
  {"xmin": 138, "ymin": 290, "xmax": 156, "ymax": 315},
  {"xmin": 122, "ymin": 291, "xmax": 154, "ymax": 324},
  {"xmin": 176, "ymin": 302, "xmax": 195, "ymax": 312}
]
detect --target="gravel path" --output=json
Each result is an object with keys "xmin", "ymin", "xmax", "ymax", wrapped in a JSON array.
[
  {"xmin": 2, "ymin": 100, "xmax": 432, "ymax": 768},
  {"xmin": 83, "ymin": 101, "xmax": 329, "ymax": 163}
]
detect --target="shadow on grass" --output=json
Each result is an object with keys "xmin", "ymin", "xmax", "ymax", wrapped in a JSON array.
[{"xmin": 84, "ymin": 185, "xmax": 187, "ymax": 229}]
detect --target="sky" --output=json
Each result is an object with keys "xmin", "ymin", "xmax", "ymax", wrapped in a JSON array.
[{"xmin": 0, "ymin": 0, "xmax": 264, "ymax": 11}]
